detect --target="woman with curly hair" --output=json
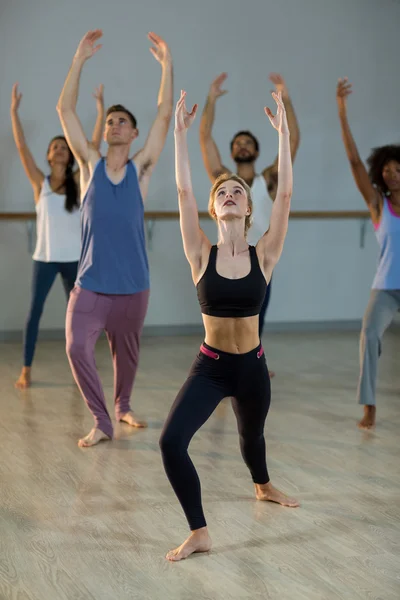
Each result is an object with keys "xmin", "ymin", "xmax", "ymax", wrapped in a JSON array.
[{"xmin": 337, "ymin": 77, "xmax": 400, "ymax": 429}]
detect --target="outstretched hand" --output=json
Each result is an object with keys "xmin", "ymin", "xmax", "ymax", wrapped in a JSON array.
[
  {"xmin": 337, "ymin": 77, "xmax": 352, "ymax": 109},
  {"xmin": 264, "ymin": 91, "xmax": 289, "ymax": 134},
  {"xmin": 74, "ymin": 30, "xmax": 103, "ymax": 61},
  {"xmin": 209, "ymin": 73, "xmax": 228, "ymax": 100},
  {"xmin": 175, "ymin": 90, "xmax": 198, "ymax": 132},
  {"xmin": 148, "ymin": 32, "xmax": 171, "ymax": 65},
  {"xmin": 269, "ymin": 73, "xmax": 288, "ymax": 97},
  {"xmin": 93, "ymin": 84, "xmax": 104, "ymax": 104},
  {"xmin": 11, "ymin": 83, "xmax": 22, "ymax": 112}
]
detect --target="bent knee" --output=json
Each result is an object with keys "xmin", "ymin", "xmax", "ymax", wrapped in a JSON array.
[
  {"xmin": 66, "ymin": 339, "xmax": 91, "ymax": 362},
  {"xmin": 159, "ymin": 430, "xmax": 186, "ymax": 456},
  {"xmin": 361, "ymin": 323, "xmax": 380, "ymax": 343},
  {"xmin": 239, "ymin": 431, "xmax": 265, "ymax": 446}
]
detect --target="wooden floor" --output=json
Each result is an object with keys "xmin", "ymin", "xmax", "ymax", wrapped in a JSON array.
[{"xmin": 0, "ymin": 331, "xmax": 399, "ymax": 600}]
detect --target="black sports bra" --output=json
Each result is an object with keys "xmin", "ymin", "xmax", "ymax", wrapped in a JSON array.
[{"xmin": 196, "ymin": 245, "xmax": 267, "ymax": 318}]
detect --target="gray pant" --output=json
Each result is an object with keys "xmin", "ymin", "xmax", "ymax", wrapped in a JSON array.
[{"xmin": 357, "ymin": 289, "xmax": 400, "ymax": 405}]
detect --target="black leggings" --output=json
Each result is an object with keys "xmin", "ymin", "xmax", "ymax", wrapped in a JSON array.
[{"xmin": 159, "ymin": 342, "xmax": 271, "ymax": 531}]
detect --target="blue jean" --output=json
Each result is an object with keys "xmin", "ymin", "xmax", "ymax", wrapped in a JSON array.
[
  {"xmin": 357, "ymin": 289, "xmax": 400, "ymax": 405},
  {"xmin": 259, "ymin": 276, "xmax": 272, "ymax": 338},
  {"xmin": 23, "ymin": 260, "xmax": 78, "ymax": 367}
]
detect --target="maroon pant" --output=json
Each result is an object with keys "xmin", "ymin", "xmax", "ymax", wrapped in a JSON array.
[{"xmin": 66, "ymin": 286, "xmax": 149, "ymax": 438}]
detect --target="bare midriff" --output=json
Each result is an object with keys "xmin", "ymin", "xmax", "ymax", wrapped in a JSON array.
[{"xmin": 202, "ymin": 314, "xmax": 260, "ymax": 354}]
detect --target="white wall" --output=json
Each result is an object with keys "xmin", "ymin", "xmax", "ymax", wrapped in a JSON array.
[{"xmin": 1, "ymin": 0, "xmax": 399, "ymax": 332}]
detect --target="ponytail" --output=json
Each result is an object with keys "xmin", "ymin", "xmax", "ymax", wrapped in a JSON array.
[
  {"xmin": 64, "ymin": 163, "xmax": 79, "ymax": 213},
  {"xmin": 47, "ymin": 136, "xmax": 79, "ymax": 212}
]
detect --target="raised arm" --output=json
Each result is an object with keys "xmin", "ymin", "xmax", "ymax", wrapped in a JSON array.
[
  {"xmin": 57, "ymin": 30, "xmax": 103, "ymax": 167},
  {"xmin": 133, "ymin": 33, "xmax": 173, "ymax": 186},
  {"xmin": 199, "ymin": 73, "xmax": 230, "ymax": 182},
  {"xmin": 10, "ymin": 84, "xmax": 44, "ymax": 199},
  {"xmin": 257, "ymin": 92, "xmax": 293, "ymax": 278},
  {"xmin": 336, "ymin": 77, "xmax": 380, "ymax": 215},
  {"xmin": 91, "ymin": 84, "xmax": 105, "ymax": 151},
  {"xmin": 262, "ymin": 74, "xmax": 300, "ymax": 200},
  {"xmin": 175, "ymin": 91, "xmax": 210, "ymax": 281}
]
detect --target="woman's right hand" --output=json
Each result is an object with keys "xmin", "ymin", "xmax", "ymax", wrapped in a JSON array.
[
  {"xmin": 175, "ymin": 90, "xmax": 198, "ymax": 133},
  {"xmin": 11, "ymin": 83, "xmax": 22, "ymax": 113},
  {"xmin": 337, "ymin": 77, "xmax": 352, "ymax": 112}
]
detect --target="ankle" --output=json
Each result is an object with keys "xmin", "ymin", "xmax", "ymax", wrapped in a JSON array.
[
  {"xmin": 22, "ymin": 367, "xmax": 31, "ymax": 374},
  {"xmin": 191, "ymin": 526, "xmax": 208, "ymax": 536},
  {"xmin": 255, "ymin": 481, "xmax": 270, "ymax": 490}
]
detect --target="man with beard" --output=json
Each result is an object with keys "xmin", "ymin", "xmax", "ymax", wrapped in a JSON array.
[{"xmin": 199, "ymin": 73, "xmax": 300, "ymax": 374}]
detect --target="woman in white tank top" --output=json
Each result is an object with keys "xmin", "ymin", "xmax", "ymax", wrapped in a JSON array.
[{"xmin": 10, "ymin": 83, "xmax": 104, "ymax": 389}]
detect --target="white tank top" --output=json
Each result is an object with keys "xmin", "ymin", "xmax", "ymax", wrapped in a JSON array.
[
  {"xmin": 32, "ymin": 177, "xmax": 81, "ymax": 263},
  {"xmin": 246, "ymin": 174, "xmax": 272, "ymax": 246}
]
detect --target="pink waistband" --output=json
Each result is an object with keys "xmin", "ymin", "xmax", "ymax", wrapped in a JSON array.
[{"xmin": 200, "ymin": 344, "xmax": 264, "ymax": 360}]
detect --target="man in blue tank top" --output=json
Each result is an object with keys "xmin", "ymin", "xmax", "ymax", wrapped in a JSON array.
[{"xmin": 57, "ymin": 29, "xmax": 173, "ymax": 447}]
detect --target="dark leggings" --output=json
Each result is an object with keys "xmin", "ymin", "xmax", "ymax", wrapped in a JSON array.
[
  {"xmin": 159, "ymin": 342, "xmax": 271, "ymax": 531},
  {"xmin": 259, "ymin": 275, "xmax": 272, "ymax": 337},
  {"xmin": 24, "ymin": 260, "xmax": 78, "ymax": 367}
]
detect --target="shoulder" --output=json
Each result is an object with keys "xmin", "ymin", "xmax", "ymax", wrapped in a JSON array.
[
  {"xmin": 261, "ymin": 165, "xmax": 278, "ymax": 200},
  {"xmin": 87, "ymin": 143, "xmax": 101, "ymax": 166},
  {"xmin": 261, "ymin": 165, "xmax": 278, "ymax": 186},
  {"xmin": 370, "ymin": 191, "xmax": 384, "ymax": 223},
  {"xmin": 132, "ymin": 150, "xmax": 153, "ymax": 181},
  {"xmin": 34, "ymin": 175, "xmax": 47, "ymax": 198},
  {"xmin": 81, "ymin": 146, "xmax": 102, "ymax": 182}
]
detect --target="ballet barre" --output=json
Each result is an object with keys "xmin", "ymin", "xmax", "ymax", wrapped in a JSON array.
[{"xmin": 0, "ymin": 210, "xmax": 371, "ymax": 252}]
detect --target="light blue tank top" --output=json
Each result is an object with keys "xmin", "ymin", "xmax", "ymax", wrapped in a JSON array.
[
  {"xmin": 76, "ymin": 158, "xmax": 149, "ymax": 294},
  {"xmin": 372, "ymin": 197, "xmax": 400, "ymax": 290}
]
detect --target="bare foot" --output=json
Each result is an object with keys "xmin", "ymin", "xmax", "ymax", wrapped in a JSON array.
[
  {"xmin": 255, "ymin": 482, "xmax": 300, "ymax": 507},
  {"xmin": 166, "ymin": 527, "xmax": 212, "ymax": 562},
  {"xmin": 358, "ymin": 405, "xmax": 376, "ymax": 430},
  {"xmin": 15, "ymin": 367, "xmax": 31, "ymax": 389},
  {"xmin": 119, "ymin": 411, "xmax": 147, "ymax": 428},
  {"xmin": 78, "ymin": 428, "xmax": 111, "ymax": 448}
]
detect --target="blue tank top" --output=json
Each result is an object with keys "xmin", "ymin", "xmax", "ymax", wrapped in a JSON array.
[
  {"xmin": 76, "ymin": 158, "xmax": 149, "ymax": 294},
  {"xmin": 372, "ymin": 197, "xmax": 400, "ymax": 290}
]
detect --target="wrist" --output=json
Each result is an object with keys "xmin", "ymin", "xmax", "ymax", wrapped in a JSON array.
[
  {"xmin": 161, "ymin": 55, "xmax": 172, "ymax": 69},
  {"xmin": 174, "ymin": 128, "xmax": 187, "ymax": 135},
  {"xmin": 72, "ymin": 54, "xmax": 86, "ymax": 67}
]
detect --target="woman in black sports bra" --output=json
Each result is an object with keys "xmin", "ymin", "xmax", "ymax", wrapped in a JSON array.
[{"xmin": 160, "ymin": 89, "xmax": 299, "ymax": 562}]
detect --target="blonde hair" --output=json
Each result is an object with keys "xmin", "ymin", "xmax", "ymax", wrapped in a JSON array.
[{"xmin": 208, "ymin": 173, "xmax": 253, "ymax": 235}]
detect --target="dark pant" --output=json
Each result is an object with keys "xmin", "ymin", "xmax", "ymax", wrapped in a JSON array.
[
  {"xmin": 259, "ymin": 276, "xmax": 272, "ymax": 338},
  {"xmin": 66, "ymin": 286, "xmax": 149, "ymax": 439},
  {"xmin": 159, "ymin": 342, "xmax": 271, "ymax": 531},
  {"xmin": 24, "ymin": 260, "xmax": 78, "ymax": 367}
]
